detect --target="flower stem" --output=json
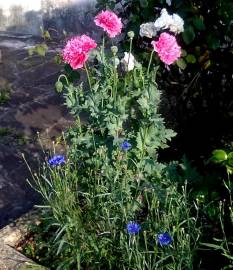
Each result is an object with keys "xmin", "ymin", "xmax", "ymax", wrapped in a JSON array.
[
  {"xmin": 102, "ymin": 34, "xmax": 105, "ymax": 64},
  {"xmin": 76, "ymin": 115, "xmax": 82, "ymax": 133},
  {"xmin": 147, "ymin": 50, "xmax": 154, "ymax": 76},
  {"xmin": 113, "ymin": 55, "xmax": 117, "ymax": 105},
  {"xmin": 127, "ymin": 37, "xmax": 133, "ymax": 70},
  {"xmin": 58, "ymin": 74, "xmax": 69, "ymax": 85},
  {"xmin": 84, "ymin": 63, "xmax": 92, "ymax": 90}
]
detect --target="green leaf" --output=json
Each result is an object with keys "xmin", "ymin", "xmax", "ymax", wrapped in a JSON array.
[
  {"xmin": 141, "ymin": 158, "xmax": 165, "ymax": 176},
  {"xmin": 211, "ymin": 149, "xmax": 228, "ymax": 163},
  {"xmin": 35, "ymin": 44, "xmax": 48, "ymax": 57},
  {"xmin": 64, "ymin": 64, "xmax": 80, "ymax": 82},
  {"xmin": 227, "ymin": 152, "xmax": 233, "ymax": 167},
  {"xmin": 181, "ymin": 49, "xmax": 187, "ymax": 57},
  {"xmin": 54, "ymin": 54, "xmax": 62, "ymax": 65},
  {"xmin": 70, "ymin": 71, "xmax": 80, "ymax": 81},
  {"xmin": 43, "ymin": 30, "xmax": 51, "ymax": 40},
  {"xmin": 136, "ymin": 128, "xmax": 144, "ymax": 152},
  {"xmin": 227, "ymin": 165, "xmax": 233, "ymax": 175},
  {"xmin": 186, "ymin": 54, "xmax": 196, "ymax": 64},
  {"xmin": 137, "ymin": 96, "xmax": 149, "ymax": 111},
  {"xmin": 55, "ymin": 81, "xmax": 63, "ymax": 93},
  {"xmin": 139, "ymin": 0, "xmax": 148, "ymax": 8},
  {"xmin": 182, "ymin": 26, "xmax": 195, "ymax": 44},
  {"xmin": 201, "ymin": 242, "xmax": 225, "ymax": 251},
  {"xmin": 192, "ymin": 16, "xmax": 206, "ymax": 31},
  {"xmin": 176, "ymin": 58, "xmax": 187, "ymax": 70},
  {"xmin": 206, "ymin": 34, "xmax": 220, "ymax": 50},
  {"xmin": 223, "ymin": 253, "xmax": 233, "ymax": 260},
  {"xmin": 64, "ymin": 64, "xmax": 73, "ymax": 74},
  {"xmin": 28, "ymin": 47, "xmax": 34, "ymax": 56}
]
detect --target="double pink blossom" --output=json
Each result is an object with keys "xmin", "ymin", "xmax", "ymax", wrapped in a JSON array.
[
  {"xmin": 94, "ymin": 10, "xmax": 122, "ymax": 38},
  {"xmin": 63, "ymin": 35, "xmax": 97, "ymax": 69},
  {"xmin": 151, "ymin": 32, "xmax": 181, "ymax": 65}
]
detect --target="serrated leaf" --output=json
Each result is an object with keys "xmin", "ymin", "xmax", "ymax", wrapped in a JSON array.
[{"xmin": 138, "ymin": 96, "xmax": 149, "ymax": 110}]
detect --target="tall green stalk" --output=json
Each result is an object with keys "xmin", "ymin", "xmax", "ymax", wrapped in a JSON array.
[
  {"xmin": 84, "ymin": 63, "xmax": 92, "ymax": 90},
  {"xmin": 147, "ymin": 50, "xmax": 154, "ymax": 76}
]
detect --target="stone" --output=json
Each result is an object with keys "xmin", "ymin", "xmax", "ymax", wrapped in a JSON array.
[
  {"xmin": 0, "ymin": 210, "xmax": 47, "ymax": 270},
  {"xmin": 0, "ymin": 0, "xmax": 97, "ymax": 36},
  {"xmin": 0, "ymin": 243, "xmax": 30, "ymax": 270},
  {"xmin": 0, "ymin": 243, "xmax": 47, "ymax": 270},
  {"xmin": 0, "ymin": 33, "xmax": 73, "ymax": 228},
  {"xmin": 0, "ymin": 210, "xmax": 39, "ymax": 246}
]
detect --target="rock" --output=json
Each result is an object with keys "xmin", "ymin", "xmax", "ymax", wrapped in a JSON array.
[
  {"xmin": 0, "ymin": 210, "xmax": 39, "ymax": 247},
  {"xmin": 0, "ymin": 0, "xmax": 99, "ymax": 228},
  {"xmin": 0, "ymin": 210, "xmax": 47, "ymax": 270},
  {"xmin": 0, "ymin": 33, "xmax": 73, "ymax": 227},
  {"xmin": 0, "ymin": 243, "xmax": 46, "ymax": 270}
]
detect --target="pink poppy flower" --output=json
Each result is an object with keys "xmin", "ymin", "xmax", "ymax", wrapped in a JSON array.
[
  {"xmin": 63, "ymin": 35, "xmax": 97, "ymax": 69},
  {"xmin": 151, "ymin": 32, "xmax": 181, "ymax": 65},
  {"xmin": 80, "ymin": 35, "xmax": 98, "ymax": 53},
  {"xmin": 94, "ymin": 10, "xmax": 122, "ymax": 38}
]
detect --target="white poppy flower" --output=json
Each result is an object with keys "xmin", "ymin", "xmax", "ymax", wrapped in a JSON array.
[
  {"xmin": 154, "ymin": 8, "xmax": 173, "ymax": 30},
  {"xmin": 170, "ymin": 13, "xmax": 184, "ymax": 34},
  {"xmin": 154, "ymin": 8, "xmax": 184, "ymax": 34},
  {"xmin": 121, "ymin": 52, "xmax": 135, "ymax": 71},
  {"xmin": 166, "ymin": 0, "xmax": 172, "ymax": 6},
  {"xmin": 139, "ymin": 22, "xmax": 157, "ymax": 38}
]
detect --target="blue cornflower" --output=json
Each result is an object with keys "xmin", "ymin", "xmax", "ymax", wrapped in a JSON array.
[
  {"xmin": 48, "ymin": 155, "xmax": 65, "ymax": 167},
  {"xmin": 157, "ymin": 232, "xmax": 172, "ymax": 246},
  {"xmin": 127, "ymin": 222, "xmax": 141, "ymax": 235},
  {"xmin": 121, "ymin": 140, "xmax": 132, "ymax": 151}
]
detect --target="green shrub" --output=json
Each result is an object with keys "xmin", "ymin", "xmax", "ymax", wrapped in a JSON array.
[
  {"xmin": 24, "ymin": 10, "xmax": 202, "ymax": 270},
  {"xmin": 25, "ymin": 140, "xmax": 201, "ymax": 269}
]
